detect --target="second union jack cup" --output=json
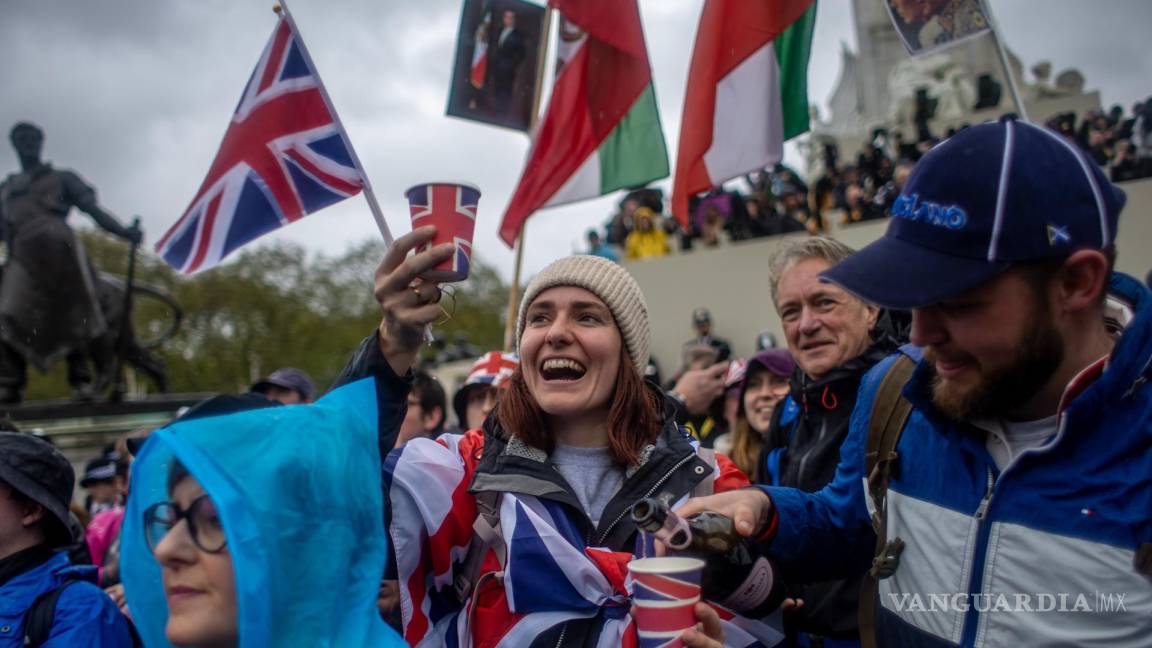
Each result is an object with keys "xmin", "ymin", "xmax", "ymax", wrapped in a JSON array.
[
  {"xmin": 629, "ymin": 557, "xmax": 704, "ymax": 647},
  {"xmin": 405, "ymin": 181, "xmax": 481, "ymax": 282}
]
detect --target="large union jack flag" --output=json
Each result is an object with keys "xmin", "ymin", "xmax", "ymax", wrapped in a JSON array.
[{"xmin": 155, "ymin": 16, "xmax": 365, "ymax": 274}]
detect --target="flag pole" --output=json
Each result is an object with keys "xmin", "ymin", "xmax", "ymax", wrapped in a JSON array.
[
  {"xmin": 503, "ymin": 5, "xmax": 554, "ymax": 352},
  {"xmin": 503, "ymin": 220, "xmax": 527, "ymax": 351},
  {"xmin": 274, "ymin": 1, "xmax": 394, "ymax": 247},
  {"xmin": 982, "ymin": 6, "xmax": 1028, "ymax": 121}
]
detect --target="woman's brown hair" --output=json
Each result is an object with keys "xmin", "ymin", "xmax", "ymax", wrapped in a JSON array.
[
  {"xmin": 496, "ymin": 345, "xmax": 662, "ymax": 465},
  {"xmin": 727, "ymin": 417, "xmax": 762, "ymax": 479}
]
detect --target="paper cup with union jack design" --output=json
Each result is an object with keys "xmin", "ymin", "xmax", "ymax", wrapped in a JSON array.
[
  {"xmin": 628, "ymin": 556, "xmax": 704, "ymax": 647},
  {"xmin": 405, "ymin": 181, "xmax": 481, "ymax": 282}
]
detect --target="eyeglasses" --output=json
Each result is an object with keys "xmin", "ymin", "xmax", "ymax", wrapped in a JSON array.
[{"xmin": 144, "ymin": 494, "xmax": 227, "ymax": 554}]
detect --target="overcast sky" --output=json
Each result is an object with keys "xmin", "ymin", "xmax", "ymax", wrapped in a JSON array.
[{"xmin": 3, "ymin": 0, "xmax": 1149, "ymax": 283}]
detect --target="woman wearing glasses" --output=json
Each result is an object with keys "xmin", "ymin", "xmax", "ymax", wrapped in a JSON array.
[
  {"xmin": 119, "ymin": 384, "xmax": 405, "ymax": 648},
  {"xmin": 144, "ymin": 462, "xmax": 235, "ymax": 646}
]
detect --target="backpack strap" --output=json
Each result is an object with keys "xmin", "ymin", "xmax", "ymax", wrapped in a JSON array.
[
  {"xmin": 692, "ymin": 448, "xmax": 717, "ymax": 498},
  {"xmin": 23, "ymin": 579, "xmax": 80, "ymax": 647},
  {"xmin": 453, "ymin": 489, "xmax": 505, "ymax": 602},
  {"xmin": 859, "ymin": 354, "xmax": 916, "ymax": 648}
]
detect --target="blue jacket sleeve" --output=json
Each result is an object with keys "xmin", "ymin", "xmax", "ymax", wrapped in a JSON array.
[
  {"xmin": 44, "ymin": 582, "xmax": 133, "ymax": 647},
  {"xmin": 759, "ymin": 355, "xmax": 902, "ymax": 584},
  {"xmin": 330, "ymin": 331, "xmax": 414, "ymax": 460}
]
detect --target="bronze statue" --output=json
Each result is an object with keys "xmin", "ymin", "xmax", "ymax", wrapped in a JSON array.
[{"xmin": 0, "ymin": 122, "xmax": 142, "ymax": 404}]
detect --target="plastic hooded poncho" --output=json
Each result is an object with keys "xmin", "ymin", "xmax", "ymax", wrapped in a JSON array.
[{"xmin": 120, "ymin": 378, "xmax": 404, "ymax": 647}]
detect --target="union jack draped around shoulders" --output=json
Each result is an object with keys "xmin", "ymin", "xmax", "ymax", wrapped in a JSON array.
[
  {"xmin": 155, "ymin": 15, "xmax": 365, "ymax": 274},
  {"xmin": 384, "ymin": 430, "xmax": 783, "ymax": 647}
]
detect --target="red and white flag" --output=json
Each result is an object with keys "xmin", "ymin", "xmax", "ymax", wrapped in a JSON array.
[
  {"xmin": 671, "ymin": 0, "xmax": 817, "ymax": 225},
  {"xmin": 469, "ymin": 11, "xmax": 491, "ymax": 88},
  {"xmin": 497, "ymin": 0, "xmax": 669, "ymax": 247}
]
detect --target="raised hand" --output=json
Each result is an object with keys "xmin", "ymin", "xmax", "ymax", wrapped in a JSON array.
[{"xmin": 374, "ymin": 226, "xmax": 454, "ymax": 375}]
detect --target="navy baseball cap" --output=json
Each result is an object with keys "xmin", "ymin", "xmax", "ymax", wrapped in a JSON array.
[
  {"xmin": 822, "ymin": 116, "xmax": 1126, "ymax": 309},
  {"xmin": 80, "ymin": 456, "xmax": 119, "ymax": 487},
  {"xmin": 250, "ymin": 367, "xmax": 316, "ymax": 402}
]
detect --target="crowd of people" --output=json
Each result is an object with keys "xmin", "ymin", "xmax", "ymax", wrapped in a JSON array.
[
  {"xmin": 2, "ymin": 116, "xmax": 1151, "ymax": 647},
  {"xmin": 586, "ymin": 97, "xmax": 1152, "ymax": 268},
  {"xmin": 588, "ymin": 173, "xmax": 814, "ymax": 264},
  {"xmin": 1046, "ymin": 98, "xmax": 1152, "ymax": 182}
]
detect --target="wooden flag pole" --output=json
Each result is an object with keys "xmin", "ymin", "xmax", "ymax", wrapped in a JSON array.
[
  {"xmin": 274, "ymin": 1, "xmax": 395, "ymax": 248},
  {"xmin": 503, "ymin": 221, "xmax": 527, "ymax": 351},
  {"xmin": 503, "ymin": 6, "xmax": 554, "ymax": 352}
]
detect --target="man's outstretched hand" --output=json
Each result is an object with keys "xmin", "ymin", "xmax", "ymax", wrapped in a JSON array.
[{"xmin": 674, "ymin": 488, "xmax": 774, "ymax": 538}]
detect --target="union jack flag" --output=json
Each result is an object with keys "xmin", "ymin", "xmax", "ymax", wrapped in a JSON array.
[
  {"xmin": 385, "ymin": 430, "xmax": 783, "ymax": 647},
  {"xmin": 463, "ymin": 351, "xmax": 519, "ymax": 389},
  {"xmin": 407, "ymin": 183, "xmax": 479, "ymax": 281},
  {"xmin": 155, "ymin": 16, "xmax": 365, "ymax": 274}
]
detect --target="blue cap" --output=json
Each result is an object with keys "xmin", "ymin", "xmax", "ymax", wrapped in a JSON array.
[
  {"xmin": 822, "ymin": 116, "xmax": 1126, "ymax": 309},
  {"xmin": 250, "ymin": 367, "xmax": 316, "ymax": 402}
]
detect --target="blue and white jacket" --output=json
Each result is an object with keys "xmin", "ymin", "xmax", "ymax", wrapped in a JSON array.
[{"xmin": 762, "ymin": 273, "xmax": 1152, "ymax": 647}]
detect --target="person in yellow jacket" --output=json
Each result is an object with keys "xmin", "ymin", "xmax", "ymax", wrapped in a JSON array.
[{"xmin": 624, "ymin": 207, "xmax": 670, "ymax": 261}]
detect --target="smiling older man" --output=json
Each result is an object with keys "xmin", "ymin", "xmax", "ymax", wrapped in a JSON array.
[{"xmin": 756, "ymin": 237, "xmax": 898, "ymax": 646}]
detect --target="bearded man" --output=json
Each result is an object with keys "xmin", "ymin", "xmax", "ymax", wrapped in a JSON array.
[{"xmin": 678, "ymin": 116, "xmax": 1152, "ymax": 647}]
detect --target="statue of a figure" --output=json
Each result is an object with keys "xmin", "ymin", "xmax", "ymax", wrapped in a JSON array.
[{"xmin": 0, "ymin": 122, "xmax": 142, "ymax": 404}]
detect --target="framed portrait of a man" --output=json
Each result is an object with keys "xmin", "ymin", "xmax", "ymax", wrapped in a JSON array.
[{"xmin": 447, "ymin": 0, "xmax": 547, "ymax": 132}]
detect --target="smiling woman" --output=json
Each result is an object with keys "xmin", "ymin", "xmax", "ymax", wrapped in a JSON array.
[
  {"xmin": 345, "ymin": 237, "xmax": 781, "ymax": 646},
  {"xmin": 503, "ymin": 270, "xmax": 661, "ymax": 466}
]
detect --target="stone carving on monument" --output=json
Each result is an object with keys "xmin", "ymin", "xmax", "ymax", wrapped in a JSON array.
[
  {"xmin": 0, "ymin": 122, "xmax": 177, "ymax": 405},
  {"xmin": 1053, "ymin": 69, "xmax": 1086, "ymax": 97},
  {"xmin": 887, "ymin": 53, "xmax": 978, "ymax": 127},
  {"xmin": 807, "ymin": 0, "xmax": 1102, "ymax": 181}
]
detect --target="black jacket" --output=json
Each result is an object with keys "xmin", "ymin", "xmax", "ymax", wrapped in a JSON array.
[
  {"xmin": 760, "ymin": 341, "xmax": 893, "ymax": 639},
  {"xmin": 331, "ymin": 332, "xmax": 413, "ymax": 459},
  {"xmin": 476, "ymin": 408, "xmax": 724, "ymax": 647}
]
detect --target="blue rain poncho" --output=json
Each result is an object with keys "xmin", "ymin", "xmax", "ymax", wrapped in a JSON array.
[{"xmin": 121, "ymin": 378, "xmax": 404, "ymax": 647}]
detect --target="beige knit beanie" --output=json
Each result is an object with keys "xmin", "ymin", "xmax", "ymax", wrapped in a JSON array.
[{"xmin": 516, "ymin": 255, "xmax": 650, "ymax": 373}]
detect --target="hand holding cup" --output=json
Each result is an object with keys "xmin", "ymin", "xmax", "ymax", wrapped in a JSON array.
[{"xmin": 374, "ymin": 226, "xmax": 453, "ymax": 375}]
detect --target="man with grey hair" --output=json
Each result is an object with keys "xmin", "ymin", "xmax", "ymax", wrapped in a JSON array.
[{"xmin": 757, "ymin": 236, "xmax": 898, "ymax": 645}]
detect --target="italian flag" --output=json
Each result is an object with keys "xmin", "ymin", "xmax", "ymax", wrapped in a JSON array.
[
  {"xmin": 498, "ymin": 0, "xmax": 668, "ymax": 246},
  {"xmin": 671, "ymin": 0, "xmax": 817, "ymax": 225}
]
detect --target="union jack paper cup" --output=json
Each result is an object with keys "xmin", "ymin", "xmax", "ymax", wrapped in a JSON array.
[
  {"xmin": 405, "ymin": 181, "xmax": 481, "ymax": 282},
  {"xmin": 629, "ymin": 557, "xmax": 704, "ymax": 648}
]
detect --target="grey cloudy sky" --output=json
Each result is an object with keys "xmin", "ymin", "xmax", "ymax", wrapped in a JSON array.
[{"xmin": 2, "ymin": 0, "xmax": 1149, "ymax": 282}]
